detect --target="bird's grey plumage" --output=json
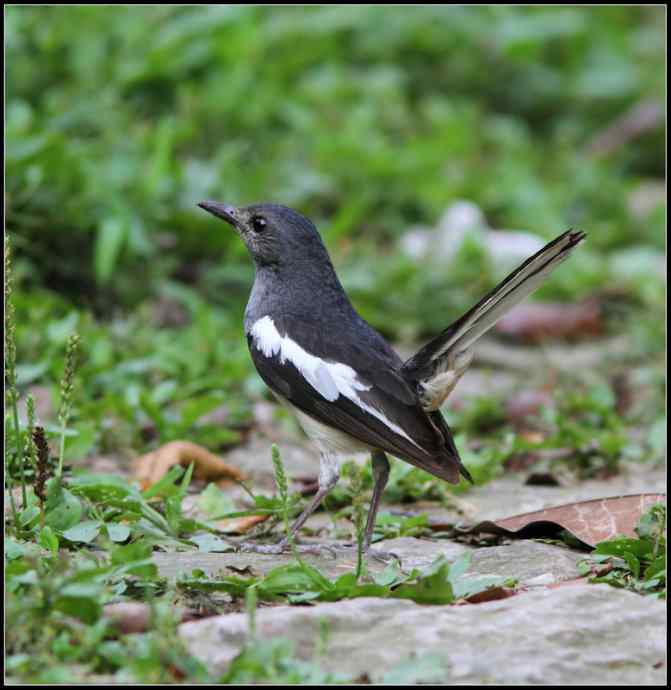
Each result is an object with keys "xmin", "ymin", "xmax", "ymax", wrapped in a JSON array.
[{"xmin": 197, "ymin": 200, "xmax": 586, "ymax": 553}]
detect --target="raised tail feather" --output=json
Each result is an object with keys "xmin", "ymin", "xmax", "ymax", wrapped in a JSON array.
[{"xmin": 402, "ymin": 229, "xmax": 586, "ymax": 398}]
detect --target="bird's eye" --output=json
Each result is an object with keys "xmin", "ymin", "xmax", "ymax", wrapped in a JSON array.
[{"xmin": 251, "ymin": 216, "xmax": 267, "ymax": 233}]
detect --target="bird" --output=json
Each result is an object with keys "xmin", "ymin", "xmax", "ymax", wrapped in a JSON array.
[{"xmin": 198, "ymin": 200, "xmax": 585, "ymax": 554}]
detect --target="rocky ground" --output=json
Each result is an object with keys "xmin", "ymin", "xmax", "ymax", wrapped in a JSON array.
[
  {"xmin": 150, "ymin": 364, "xmax": 666, "ymax": 685},
  {"xmin": 156, "ymin": 463, "xmax": 666, "ymax": 684}
]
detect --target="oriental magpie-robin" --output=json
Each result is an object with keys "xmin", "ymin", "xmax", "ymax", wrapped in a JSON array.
[{"xmin": 198, "ymin": 201, "xmax": 585, "ymax": 553}]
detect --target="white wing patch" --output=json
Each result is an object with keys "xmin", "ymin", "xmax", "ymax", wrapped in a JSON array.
[{"xmin": 250, "ymin": 316, "xmax": 420, "ymax": 447}]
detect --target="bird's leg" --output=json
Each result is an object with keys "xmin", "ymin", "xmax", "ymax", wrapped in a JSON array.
[
  {"xmin": 361, "ymin": 451, "xmax": 402, "ymax": 565},
  {"xmin": 281, "ymin": 451, "xmax": 340, "ymax": 545},
  {"xmin": 363, "ymin": 450, "xmax": 390, "ymax": 552},
  {"xmin": 238, "ymin": 452, "xmax": 340, "ymax": 557}
]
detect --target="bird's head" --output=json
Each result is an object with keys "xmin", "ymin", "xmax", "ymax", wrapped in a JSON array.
[{"xmin": 198, "ymin": 201, "xmax": 328, "ymax": 269}]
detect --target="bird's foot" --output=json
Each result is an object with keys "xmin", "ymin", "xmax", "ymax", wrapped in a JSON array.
[
  {"xmin": 367, "ymin": 545, "xmax": 402, "ymax": 566},
  {"xmin": 236, "ymin": 539, "xmax": 338, "ymax": 559}
]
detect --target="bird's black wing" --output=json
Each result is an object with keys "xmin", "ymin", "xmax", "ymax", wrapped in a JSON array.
[{"xmin": 246, "ymin": 319, "xmax": 465, "ymax": 483}]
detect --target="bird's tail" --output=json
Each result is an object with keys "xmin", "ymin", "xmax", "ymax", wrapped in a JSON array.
[{"xmin": 402, "ymin": 230, "xmax": 587, "ymax": 380}]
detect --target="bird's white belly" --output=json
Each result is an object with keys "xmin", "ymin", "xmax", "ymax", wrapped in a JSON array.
[
  {"xmin": 292, "ymin": 406, "xmax": 372, "ymax": 455},
  {"xmin": 273, "ymin": 393, "xmax": 371, "ymax": 456}
]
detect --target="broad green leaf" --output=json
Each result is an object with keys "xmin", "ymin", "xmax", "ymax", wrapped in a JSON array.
[
  {"xmin": 39, "ymin": 526, "xmax": 59, "ymax": 553},
  {"xmin": 19, "ymin": 505, "xmax": 40, "ymax": 528},
  {"xmin": 45, "ymin": 480, "xmax": 83, "ymax": 531},
  {"xmin": 62, "ymin": 520, "xmax": 102, "ymax": 543},
  {"xmin": 105, "ymin": 522, "xmax": 131, "ymax": 542},
  {"xmin": 190, "ymin": 533, "xmax": 234, "ymax": 553},
  {"xmin": 198, "ymin": 482, "xmax": 235, "ymax": 518}
]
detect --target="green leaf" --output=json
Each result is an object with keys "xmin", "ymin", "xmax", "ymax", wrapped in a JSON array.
[
  {"xmin": 644, "ymin": 556, "xmax": 665, "ymax": 580},
  {"xmin": 69, "ymin": 473, "xmax": 136, "ymax": 501},
  {"xmin": 19, "ymin": 505, "xmax": 41, "ymax": 528},
  {"xmin": 198, "ymin": 482, "xmax": 235, "ymax": 518},
  {"xmin": 190, "ymin": 533, "xmax": 234, "ymax": 553},
  {"xmin": 53, "ymin": 594, "xmax": 101, "ymax": 624},
  {"xmin": 393, "ymin": 557, "xmax": 455, "ymax": 605},
  {"xmin": 39, "ymin": 526, "xmax": 59, "ymax": 553},
  {"xmin": 595, "ymin": 537, "xmax": 651, "ymax": 560},
  {"xmin": 45, "ymin": 479, "xmax": 83, "ymax": 531},
  {"xmin": 105, "ymin": 522, "xmax": 131, "ymax": 542},
  {"xmin": 622, "ymin": 551, "xmax": 640, "ymax": 579},
  {"xmin": 4, "ymin": 538, "xmax": 26, "ymax": 561},
  {"xmin": 94, "ymin": 216, "xmax": 127, "ymax": 284},
  {"xmin": 142, "ymin": 465, "xmax": 184, "ymax": 499},
  {"xmin": 62, "ymin": 520, "xmax": 102, "ymax": 543},
  {"xmin": 261, "ymin": 563, "xmax": 329, "ymax": 596}
]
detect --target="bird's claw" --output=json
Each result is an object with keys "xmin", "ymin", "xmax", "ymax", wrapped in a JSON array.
[
  {"xmin": 367, "ymin": 547, "xmax": 402, "ymax": 565},
  {"xmin": 236, "ymin": 540, "xmax": 338, "ymax": 559}
]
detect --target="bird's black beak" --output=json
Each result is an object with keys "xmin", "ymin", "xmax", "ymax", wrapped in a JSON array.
[{"xmin": 197, "ymin": 201, "xmax": 240, "ymax": 228}]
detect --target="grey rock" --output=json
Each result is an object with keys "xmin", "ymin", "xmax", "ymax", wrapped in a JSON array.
[
  {"xmin": 154, "ymin": 543, "xmax": 387, "ymax": 582},
  {"xmin": 458, "ymin": 463, "xmax": 667, "ymax": 523},
  {"xmin": 154, "ymin": 537, "xmax": 580, "ymax": 587},
  {"xmin": 379, "ymin": 538, "xmax": 582, "ymax": 585},
  {"xmin": 180, "ymin": 584, "xmax": 666, "ymax": 684}
]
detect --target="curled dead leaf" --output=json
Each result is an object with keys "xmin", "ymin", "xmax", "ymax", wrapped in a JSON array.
[
  {"xmin": 454, "ymin": 493, "xmax": 666, "ymax": 547},
  {"xmin": 464, "ymin": 587, "xmax": 518, "ymax": 604},
  {"xmin": 217, "ymin": 514, "xmax": 270, "ymax": 534},
  {"xmin": 103, "ymin": 603, "xmax": 201, "ymax": 634},
  {"xmin": 134, "ymin": 440, "xmax": 246, "ymax": 490}
]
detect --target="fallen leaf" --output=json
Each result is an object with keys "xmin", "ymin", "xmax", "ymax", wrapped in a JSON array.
[
  {"xmin": 134, "ymin": 440, "xmax": 246, "ymax": 490},
  {"xmin": 226, "ymin": 564, "xmax": 257, "ymax": 576},
  {"xmin": 454, "ymin": 494, "xmax": 666, "ymax": 547},
  {"xmin": 103, "ymin": 602, "xmax": 153, "ymax": 634},
  {"xmin": 524, "ymin": 472, "xmax": 561, "ymax": 487},
  {"xmin": 217, "ymin": 514, "xmax": 270, "ymax": 534},
  {"xmin": 495, "ymin": 299, "xmax": 602, "ymax": 343},
  {"xmin": 463, "ymin": 586, "xmax": 518, "ymax": 604},
  {"xmin": 103, "ymin": 603, "xmax": 201, "ymax": 634}
]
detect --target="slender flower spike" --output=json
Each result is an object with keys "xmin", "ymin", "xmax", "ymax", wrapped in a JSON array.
[
  {"xmin": 57, "ymin": 333, "xmax": 81, "ymax": 476},
  {"xmin": 58, "ymin": 333, "xmax": 81, "ymax": 425},
  {"xmin": 4, "ymin": 236, "xmax": 17, "ymax": 402},
  {"xmin": 25, "ymin": 395, "xmax": 37, "ymax": 464},
  {"xmin": 33, "ymin": 426, "xmax": 51, "ymax": 502},
  {"xmin": 4, "ymin": 234, "xmax": 23, "ymax": 516}
]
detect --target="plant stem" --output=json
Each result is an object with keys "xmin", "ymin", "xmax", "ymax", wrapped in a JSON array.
[
  {"xmin": 11, "ymin": 398, "xmax": 27, "ymax": 509},
  {"xmin": 57, "ymin": 421, "xmax": 67, "ymax": 479}
]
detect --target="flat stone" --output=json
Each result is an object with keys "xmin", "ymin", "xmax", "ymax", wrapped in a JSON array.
[
  {"xmin": 410, "ymin": 463, "xmax": 667, "ymax": 525},
  {"xmin": 155, "ymin": 537, "xmax": 581, "ymax": 588},
  {"xmin": 379, "ymin": 538, "xmax": 582, "ymax": 585},
  {"xmin": 153, "ymin": 543, "xmax": 388, "ymax": 581},
  {"xmin": 179, "ymin": 584, "xmax": 666, "ymax": 684}
]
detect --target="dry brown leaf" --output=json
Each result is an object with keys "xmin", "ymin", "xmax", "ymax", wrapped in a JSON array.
[
  {"xmin": 217, "ymin": 514, "xmax": 270, "ymax": 534},
  {"xmin": 103, "ymin": 602, "xmax": 153, "ymax": 634},
  {"xmin": 103, "ymin": 603, "xmax": 200, "ymax": 634},
  {"xmin": 134, "ymin": 440, "xmax": 246, "ymax": 490},
  {"xmin": 463, "ymin": 587, "xmax": 518, "ymax": 604},
  {"xmin": 455, "ymin": 493, "xmax": 666, "ymax": 547}
]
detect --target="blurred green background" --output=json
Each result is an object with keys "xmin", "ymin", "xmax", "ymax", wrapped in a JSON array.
[{"xmin": 5, "ymin": 5, "xmax": 666, "ymax": 463}]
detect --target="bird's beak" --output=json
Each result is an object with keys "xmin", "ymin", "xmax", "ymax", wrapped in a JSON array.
[{"xmin": 197, "ymin": 201, "xmax": 240, "ymax": 229}]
